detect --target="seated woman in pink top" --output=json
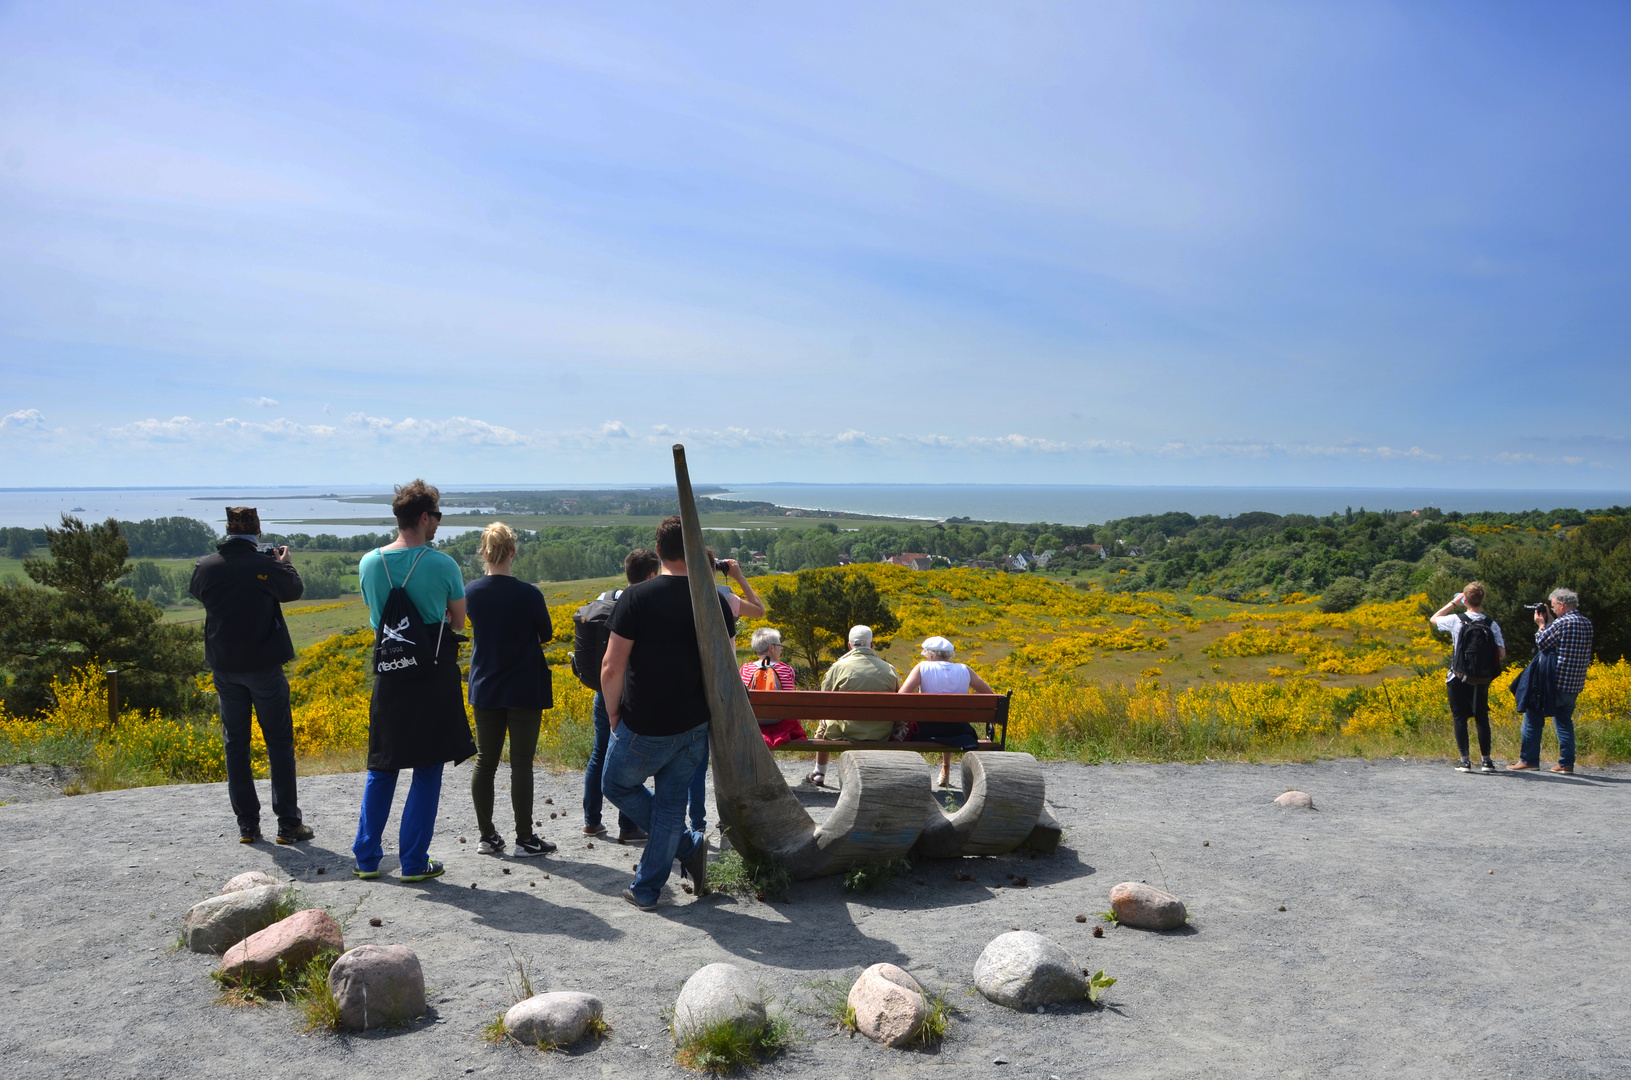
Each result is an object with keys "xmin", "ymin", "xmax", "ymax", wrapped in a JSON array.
[
  {"xmin": 740, "ymin": 628, "xmax": 807, "ymax": 747},
  {"xmin": 900, "ymin": 635, "xmax": 994, "ymax": 788}
]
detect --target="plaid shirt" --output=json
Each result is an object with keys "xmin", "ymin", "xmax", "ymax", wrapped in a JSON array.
[{"xmin": 1534, "ymin": 609, "xmax": 1594, "ymax": 696}]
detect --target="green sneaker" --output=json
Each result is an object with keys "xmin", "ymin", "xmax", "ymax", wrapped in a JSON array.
[
  {"xmin": 400, "ymin": 859, "xmax": 445, "ymax": 883},
  {"xmin": 352, "ymin": 867, "xmax": 381, "ymax": 879}
]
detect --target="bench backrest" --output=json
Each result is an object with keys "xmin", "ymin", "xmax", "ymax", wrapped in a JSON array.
[{"xmin": 747, "ymin": 689, "xmax": 1011, "ymax": 729}]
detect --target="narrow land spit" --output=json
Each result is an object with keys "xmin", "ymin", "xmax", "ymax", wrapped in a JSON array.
[{"xmin": 2, "ymin": 758, "xmax": 1627, "ymax": 1078}]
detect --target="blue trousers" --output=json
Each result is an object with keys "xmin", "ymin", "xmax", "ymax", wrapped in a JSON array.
[
  {"xmin": 212, "ymin": 666, "xmax": 301, "ymax": 835},
  {"xmin": 601, "ymin": 723, "xmax": 708, "ymax": 906},
  {"xmin": 353, "ymin": 765, "xmax": 444, "ymax": 876},
  {"xmin": 688, "ymin": 737, "xmax": 709, "ymax": 833},
  {"xmin": 584, "ymin": 693, "xmax": 637, "ymax": 834},
  {"xmin": 1521, "ymin": 692, "xmax": 1578, "ymax": 769}
]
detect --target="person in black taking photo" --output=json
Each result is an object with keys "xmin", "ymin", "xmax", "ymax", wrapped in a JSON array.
[
  {"xmin": 188, "ymin": 506, "xmax": 313, "ymax": 844},
  {"xmin": 465, "ymin": 522, "xmax": 557, "ymax": 858},
  {"xmin": 1429, "ymin": 581, "xmax": 1506, "ymax": 774},
  {"xmin": 573, "ymin": 548, "xmax": 659, "ymax": 843}
]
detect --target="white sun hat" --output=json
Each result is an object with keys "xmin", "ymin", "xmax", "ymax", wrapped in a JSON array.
[{"xmin": 920, "ymin": 635, "xmax": 955, "ymax": 656}]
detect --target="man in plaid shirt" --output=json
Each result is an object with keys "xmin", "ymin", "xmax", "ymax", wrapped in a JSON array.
[{"xmin": 1511, "ymin": 587, "xmax": 1594, "ymax": 774}]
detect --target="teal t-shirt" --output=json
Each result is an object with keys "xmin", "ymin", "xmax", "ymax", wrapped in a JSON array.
[{"xmin": 358, "ymin": 546, "xmax": 466, "ymax": 629}]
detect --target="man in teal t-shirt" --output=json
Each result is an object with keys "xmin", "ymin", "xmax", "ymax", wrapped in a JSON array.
[{"xmin": 351, "ymin": 479, "xmax": 469, "ymax": 884}]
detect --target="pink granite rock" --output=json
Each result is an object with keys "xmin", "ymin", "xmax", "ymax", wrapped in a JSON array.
[
  {"xmin": 847, "ymin": 963, "xmax": 927, "ymax": 1047},
  {"xmin": 1109, "ymin": 881, "xmax": 1187, "ymax": 930},
  {"xmin": 220, "ymin": 908, "xmax": 343, "ymax": 979}
]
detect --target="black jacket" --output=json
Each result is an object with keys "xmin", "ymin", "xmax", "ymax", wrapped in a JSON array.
[{"xmin": 188, "ymin": 538, "xmax": 305, "ymax": 673}]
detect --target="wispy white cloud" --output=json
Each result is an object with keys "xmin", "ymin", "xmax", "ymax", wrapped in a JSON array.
[
  {"xmin": 243, "ymin": 397, "xmax": 279, "ymax": 409},
  {"xmin": 0, "ymin": 408, "xmax": 47, "ymax": 431}
]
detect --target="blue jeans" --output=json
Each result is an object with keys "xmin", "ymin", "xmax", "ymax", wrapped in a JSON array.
[
  {"xmin": 1521, "ymin": 692, "xmax": 1578, "ymax": 769},
  {"xmin": 353, "ymin": 765, "xmax": 444, "ymax": 876},
  {"xmin": 212, "ymin": 666, "xmax": 301, "ymax": 835},
  {"xmin": 601, "ymin": 723, "xmax": 709, "ymax": 906},
  {"xmin": 584, "ymin": 693, "xmax": 637, "ymax": 834},
  {"xmin": 688, "ymin": 738, "xmax": 709, "ymax": 833}
]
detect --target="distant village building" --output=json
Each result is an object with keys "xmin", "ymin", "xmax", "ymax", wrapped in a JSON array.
[
  {"xmin": 1124, "ymin": 546, "xmax": 1144, "ymax": 557},
  {"xmin": 784, "ymin": 509, "xmax": 804, "ymax": 516},
  {"xmin": 1007, "ymin": 553, "xmax": 1030, "ymax": 571},
  {"xmin": 888, "ymin": 552, "xmax": 933, "ymax": 571},
  {"xmin": 967, "ymin": 559, "xmax": 997, "ymax": 569},
  {"xmin": 1032, "ymin": 550, "xmax": 1054, "ymax": 568}
]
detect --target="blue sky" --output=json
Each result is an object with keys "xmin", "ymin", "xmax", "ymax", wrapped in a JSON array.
[{"xmin": 1, "ymin": 1, "xmax": 1628, "ymax": 489}]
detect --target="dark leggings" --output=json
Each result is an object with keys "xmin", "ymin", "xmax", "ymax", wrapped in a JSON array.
[
  {"xmin": 472, "ymin": 707, "xmax": 542, "ymax": 840},
  {"xmin": 1447, "ymin": 680, "xmax": 1491, "ymax": 760}
]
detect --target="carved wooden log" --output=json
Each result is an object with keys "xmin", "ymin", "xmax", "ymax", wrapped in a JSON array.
[{"xmin": 671, "ymin": 444, "xmax": 1052, "ymax": 877}]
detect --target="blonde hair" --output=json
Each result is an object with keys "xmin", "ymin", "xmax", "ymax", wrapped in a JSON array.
[
  {"xmin": 1462, "ymin": 581, "xmax": 1485, "ymax": 607},
  {"xmin": 479, "ymin": 522, "xmax": 517, "ymax": 569}
]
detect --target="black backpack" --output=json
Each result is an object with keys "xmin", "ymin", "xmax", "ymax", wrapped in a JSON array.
[
  {"xmin": 1451, "ymin": 613, "xmax": 1502, "ymax": 686},
  {"xmin": 372, "ymin": 548, "xmax": 449, "ymax": 679},
  {"xmin": 571, "ymin": 589, "xmax": 621, "ymax": 691}
]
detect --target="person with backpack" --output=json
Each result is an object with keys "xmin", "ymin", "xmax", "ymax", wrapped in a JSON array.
[
  {"xmin": 464, "ymin": 522, "xmax": 556, "ymax": 858},
  {"xmin": 740, "ymin": 628, "xmax": 806, "ymax": 746},
  {"xmin": 350, "ymin": 480, "xmax": 476, "ymax": 883},
  {"xmin": 574, "ymin": 549, "xmax": 659, "ymax": 841},
  {"xmin": 1429, "ymin": 582, "xmax": 1506, "ymax": 774}
]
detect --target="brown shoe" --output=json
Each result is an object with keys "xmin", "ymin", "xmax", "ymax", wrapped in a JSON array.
[
  {"xmin": 1506, "ymin": 762, "xmax": 1538, "ymax": 771},
  {"xmin": 1550, "ymin": 764, "xmax": 1574, "ymax": 774}
]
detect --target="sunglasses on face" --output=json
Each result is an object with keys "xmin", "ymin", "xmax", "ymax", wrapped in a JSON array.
[{"xmin": 428, "ymin": 510, "xmax": 443, "ymax": 521}]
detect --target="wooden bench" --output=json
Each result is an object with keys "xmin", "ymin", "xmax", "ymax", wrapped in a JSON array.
[{"xmin": 746, "ymin": 689, "xmax": 1013, "ymax": 753}]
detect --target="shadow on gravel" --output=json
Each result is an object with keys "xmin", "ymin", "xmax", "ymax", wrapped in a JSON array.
[
  {"xmin": 408, "ymin": 882, "xmax": 623, "ymax": 941},
  {"xmin": 687, "ymin": 896, "xmax": 913, "ymax": 971}
]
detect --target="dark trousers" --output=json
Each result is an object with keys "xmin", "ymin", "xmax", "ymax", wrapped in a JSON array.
[
  {"xmin": 1446, "ymin": 679, "xmax": 1492, "ymax": 760},
  {"xmin": 472, "ymin": 706, "xmax": 542, "ymax": 840},
  {"xmin": 583, "ymin": 692, "xmax": 637, "ymax": 833},
  {"xmin": 213, "ymin": 666, "xmax": 301, "ymax": 835}
]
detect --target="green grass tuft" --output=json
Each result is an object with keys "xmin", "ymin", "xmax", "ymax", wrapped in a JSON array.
[
  {"xmin": 1096, "ymin": 909, "xmax": 1119, "ymax": 925},
  {"xmin": 915, "ymin": 987, "xmax": 952, "ymax": 1046},
  {"xmin": 843, "ymin": 857, "xmax": 914, "ymax": 894},
  {"xmin": 1086, "ymin": 969, "xmax": 1117, "ymax": 1006},
  {"xmin": 673, "ymin": 1015, "xmax": 795, "ymax": 1073},
  {"xmin": 483, "ymin": 1013, "xmax": 512, "ymax": 1044},
  {"xmin": 708, "ymin": 849, "xmax": 792, "ymax": 902}
]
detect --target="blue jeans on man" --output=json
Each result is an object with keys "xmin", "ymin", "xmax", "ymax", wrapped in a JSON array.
[
  {"xmin": 584, "ymin": 692, "xmax": 638, "ymax": 835},
  {"xmin": 212, "ymin": 666, "xmax": 302, "ymax": 836},
  {"xmin": 601, "ymin": 723, "xmax": 709, "ymax": 907},
  {"xmin": 1521, "ymin": 692, "xmax": 1578, "ymax": 769},
  {"xmin": 352, "ymin": 765, "xmax": 444, "ymax": 876}
]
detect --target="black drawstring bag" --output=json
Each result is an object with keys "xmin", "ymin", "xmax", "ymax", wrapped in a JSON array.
[{"xmin": 372, "ymin": 547, "xmax": 447, "ymax": 678}]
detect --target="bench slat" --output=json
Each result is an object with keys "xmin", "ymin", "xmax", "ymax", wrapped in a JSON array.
[
  {"xmin": 783, "ymin": 739, "xmax": 1003, "ymax": 752},
  {"xmin": 747, "ymin": 690, "xmax": 1006, "ymax": 725}
]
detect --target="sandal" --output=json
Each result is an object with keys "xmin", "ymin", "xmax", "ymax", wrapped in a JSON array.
[{"xmin": 804, "ymin": 771, "xmax": 825, "ymax": 787}]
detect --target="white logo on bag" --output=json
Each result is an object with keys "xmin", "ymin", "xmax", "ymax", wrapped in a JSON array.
[
  {"xmin": 377, "ymin": 656, "xmax": 419, "ymax": 672},
  {"xmin": 380, "ymin": 616, "xmax": 414, "ymax": 645}
]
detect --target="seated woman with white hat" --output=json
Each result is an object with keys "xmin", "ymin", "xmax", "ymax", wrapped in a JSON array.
[{"xmin": 899, "ymin": 635, "xmax": 995, "ymax": 788}]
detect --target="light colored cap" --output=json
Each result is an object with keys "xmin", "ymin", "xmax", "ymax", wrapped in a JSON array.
[
  {"xmin": 848, "ymin": 625, "xmax": 873, "ymax": 647},
  {"xmin": 921, "ymin": 635, "xmax": 955, "ymax": 655}
]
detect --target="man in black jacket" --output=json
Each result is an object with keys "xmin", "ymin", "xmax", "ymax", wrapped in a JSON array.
[{"xmin": 188, "ymin": 507, "xmax": 312, "ymax": 844}]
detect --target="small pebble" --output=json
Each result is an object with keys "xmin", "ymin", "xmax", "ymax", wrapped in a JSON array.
[
  {"xmin": 550, "ymin": 812, "xmax": 557, "ymax": 819},
  {"xmin": 1010, "ymin": 875, "xmax": 1028, "ymax": 887},
  {"xmin": 502, "ymin": 868, "xmax": 511, "ymax": 875},
  {"xmin": 471, "ymin": 882, "xmax": 478, "ymax": 889},
  {"xmin": 1075, "ymin": 914, "xmax": 1087, "ymax": 923},
  {"xmin": 540, "ymin": 873, "xmax": 549, "ymax": 879},
  {"xmin": 535, "ymin": 820, "xmax": 541, "ymax": 827},
  {"xmin": 1093, "ymin": 925, "xmax": 1104, "ymax": 938},
  {"xmin": 315, "ymin": 867, "xmax": 325, "ymax": 875},
  {"xmin": 544, "ymin": 797, "xmax": 553, "ymax": 804},
  {"xmin": 529, "ymin": 881, "xmax": 536, "ymax": 886},
  {"xmin": 459, "ymin": 836, "xmax": 467, "ymax": 844},
  {"xmin": 1278, "ymin": 905, "xmax": 1286, "ymax": 912},
  {"xmin": 994, "ymin": 1058, "xmax": 1008, "ymax": 1065},
  {"xmin": 368, "ymin": 917, "xmax": 382, "ymax": 927},
  {"xmin": 586, "ymin": 842, "xmax": 594, "ymax": 849},
  {"xmin": 1203, "ymin": 841, "xmax": 1210, "ymax": 847},
  {"xmin": 1010, "ymin": 924, "xmax": 1020, "ymax": 931},
  {"xmin": 1488, "ymin": 870, "xmax": 1494, "ymax": 874}
]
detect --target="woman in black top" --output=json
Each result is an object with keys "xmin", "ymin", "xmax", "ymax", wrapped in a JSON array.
[{"xmin": 464, "ymin": 523, "xmax": 556, "ymax": 857}]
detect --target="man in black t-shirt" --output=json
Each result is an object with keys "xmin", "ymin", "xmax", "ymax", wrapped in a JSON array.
[{"xmin": 600, "ymin": 517, "xmax": 732, "ymax": 910}]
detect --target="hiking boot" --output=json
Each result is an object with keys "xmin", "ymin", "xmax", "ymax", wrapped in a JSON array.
[
  {"xmin": 477, "ymin": 834, "xmax": 506, "ymax": 855},
  {"xmin": 622, "ymin": 888, "xmax": 658, "ymax": 912},
  {"xmin": 1480, "ymin": 760, "xmax": 1499, "ymax": 774},
  {"xmin": 582, "ymin": 823, "xmax": 608, "ymax": 837},
  {"xmin": 1454, "ymin": 760, "xmax": 1473, "ymax": 773},
  {"xmin": 276, "ymin": 824, "xmax": 315, "ymax": 845},
  {"xmin": 1550, "ymin": 764, "xmax": 1574, "ymax": 775},
  {"xmin": 400, "ymin": 860, "xmax": 445, "ymax": 883},
  {"xmin": 239, "ymin": 830, "xmax": 264, "ymax": 844},
  {"xmin": 680, "ymin": 844, "xmax": 710, "ymax": 897},
  {"xmin": 514, "ymin": 835, "xmax": 555, "ymax": 857},
  {"xmin": 617, "ymin": 826, "xmax": 649, "ymax": 845}
]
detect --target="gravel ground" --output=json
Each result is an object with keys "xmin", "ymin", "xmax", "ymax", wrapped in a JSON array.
[{"xmin": 2, "ymin": 755, "xmax": 1628, "ymax": 1079}]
